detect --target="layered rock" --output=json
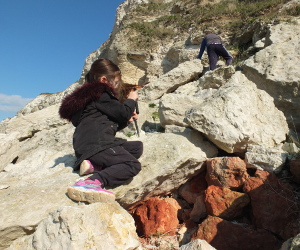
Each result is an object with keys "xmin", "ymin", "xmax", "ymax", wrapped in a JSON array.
[
  {"xmin": 8, "ymin": 203, "xmax": 140, "ymax": 250},
  {"xmin": 242, "ymin": 17, "xmax": 300, "ymax": 131},
  {"xmin": 1, "ymin": 1, "xmax": 300, "ymax": 249},
  {"xmin": 185, "ymin": 71, "xmax": 288, "ymax": 154}
]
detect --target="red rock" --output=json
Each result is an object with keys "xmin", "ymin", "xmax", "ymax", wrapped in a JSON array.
[
  {"xmin": 290, "ymin": 159, "xmax": 300, "ymax": 183},
  {"xmin": 243, "ymin": 170, "xmax": 300, "ymax": 240},
  {"xmin": 192, "ymin": 215, "xmax": 282, "ymax": 250},
  {"xmin": 132, "ymin": 197, "xmax": 180, "ymax": 237},
  {"xmin": 206, "ymin": 157, "xmax": 249, "ymax": 191},
  {"xmin": 204, "ymin": 185, "xmax": 250, "ymax": 220},
  {"xmin": 178, "ymin": 171, "xmax": 207, "ymax": 204}
]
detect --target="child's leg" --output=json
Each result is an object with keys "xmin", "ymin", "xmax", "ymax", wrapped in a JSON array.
[
  {"xmin": 88, "ymin": 145, "xmax": 142, "ymax": 187},
  {"xmin": 121, "ymin": 141, "xmax": 143, "ymax": 159}
]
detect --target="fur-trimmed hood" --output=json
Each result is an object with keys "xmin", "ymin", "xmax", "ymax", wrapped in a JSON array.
[{"xmin": 59, "ymin": 81, "xmax": 116, "ymax": 121}]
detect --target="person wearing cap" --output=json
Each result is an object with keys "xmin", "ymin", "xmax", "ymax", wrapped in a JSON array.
[{"xmin": 197, "ymin": 32, "xmax": 232, "ymax": 70}]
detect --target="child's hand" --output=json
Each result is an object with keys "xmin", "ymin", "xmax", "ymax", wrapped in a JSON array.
[
  {"xmin": 129, "ymin": 111, "xmax": 138, "ymax": 122},
  {"xmin": 127, "ymin": 90, "xmax": 138, "ymax": 101}
]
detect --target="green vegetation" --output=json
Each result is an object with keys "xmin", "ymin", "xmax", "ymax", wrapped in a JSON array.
[
  {"xmin": 148, "ymin": 103, "xmax": 157, "ymax": 108},
  {"xmin": 285, "ymin": 4, "xmax": 300, "ymax": 16},
  {"xmin": 134, "ymin": 2, "xmax": 171, "ymax": 16},
  {"xmin": 152, "ymin": 111, "xmax": 159, "ymax": 121},
  {"xmin": 126, "ymin": 131, "xmax": 135, "ymax": 137},
  {"xmin": 127, "ymin": 0, "xmax": 296, "ymax": 52}
]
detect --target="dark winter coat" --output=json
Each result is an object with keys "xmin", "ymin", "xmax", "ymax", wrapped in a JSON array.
[{"xmin": 59, "ymin": 81, "xmax": 136, "ymax": 169}]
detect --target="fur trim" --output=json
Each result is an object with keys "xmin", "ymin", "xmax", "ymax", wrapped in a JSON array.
[{"xmin": 59, "ymin": 82, "xmax": 115, "ymax": 121}]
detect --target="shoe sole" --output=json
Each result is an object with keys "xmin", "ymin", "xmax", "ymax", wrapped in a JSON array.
[
  {"xmin": 67, "ymin": 186, "xmax": 115, "ymax": 203},
  {"xmin": 79, "ymin": 160, "xmax": 93, "ymax": 176}
]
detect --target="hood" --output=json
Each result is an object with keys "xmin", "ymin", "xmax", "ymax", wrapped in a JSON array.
[{"xmin": 59, "ymin": 81, "xmax": 116, "ymax": 122}]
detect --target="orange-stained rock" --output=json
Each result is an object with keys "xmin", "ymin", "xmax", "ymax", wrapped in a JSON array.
[
  {"xmin": 178, "ymin": 171, "xmax": 207, "ymax": 204},
  {"xmin": 206, "ymin": 157, "xmax": 249, "ymax": 191},
  {"xmin": 204, "ymin": 185, "xmax": 250, "ymax": 220},
  {"xmin": 132, "ymin": 197, "xmax": 180, "ymax": 237},
  {"xmin": 243, "ymin": 170, "xmax": 300, "ymax": 240},
  {"xmin": 192, "ymin": 216, "xmax": 281, "ymax": 250}
]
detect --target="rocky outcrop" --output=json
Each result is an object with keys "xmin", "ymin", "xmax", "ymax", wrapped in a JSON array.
[
  {"xmin": 243, "ymin": 170, "xmax": 300, "ymax": 240},
  {"xmin": 192, "ymin": 216, "xmax": 282, "ymax": 250},
  {"xmin": 185, "ymin": 71, "xmax": 288, "ymax": 154},
  {"xmin": 242, "ymin": 18, "xmax": 300, "ymax": 132},
  {"xmin": 8, "ymin": 202, "xmax": 140, "ymax": 250},
  {"xmin": 139, "ymin": 59, "xmax": 202, "ymax": 101},
  {"xmin": 1, "ymin": 1, "xmax": 300, "ymax": 249},
  {"xmin": 113, "ymin": 129, "xmax": 218, "ymax": 208}
]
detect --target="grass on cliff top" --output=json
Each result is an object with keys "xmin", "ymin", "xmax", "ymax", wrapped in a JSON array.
[{"xmin": 127, "ymin": 0, "xmax": 297, "ymax": 49}]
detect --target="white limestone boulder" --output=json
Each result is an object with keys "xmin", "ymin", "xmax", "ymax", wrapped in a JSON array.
[
  {"xmin": 113, "ymin": 129, "xmax": 218, "ymax": 208},
  {"xmin": 8, "ymin": 203, "xmax": 140, "ymax": 250},
  {"xmin": 186, "ymin": 71, "xmax": 288, "ymax": 154},
  {"xmin": 242, "ymin": 18, "xmax": 300, "ymax": 132},
  {"xmin": 245, "ymin": 145, "xmax": 289, "ymax": 173},
  {"xmin": 138, "ymin": 60, "xmax": 202, "ymax": 101}
]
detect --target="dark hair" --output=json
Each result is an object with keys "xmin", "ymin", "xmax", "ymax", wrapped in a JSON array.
[{"xmin": 85, "ymin": 58, "xmax": 121, "ymax": 83}]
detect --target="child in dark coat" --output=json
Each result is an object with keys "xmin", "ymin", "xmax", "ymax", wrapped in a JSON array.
[{"xmin": 59, "ymin": 58, "xmax": 143, "ymax": 203}]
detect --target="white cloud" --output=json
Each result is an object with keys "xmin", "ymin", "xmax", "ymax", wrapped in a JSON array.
[{"xmin": 0, "ymin": 93, "xmax": 33, "ymax": 113}]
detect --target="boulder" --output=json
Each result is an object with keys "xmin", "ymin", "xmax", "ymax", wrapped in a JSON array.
[
  {"xmin": 113, "ymin": 129, "xmax": 218, "ymax": 208},
  {"xmin": 186, "ymin": 71, "xmax": 288, "ymax": 154},
  {"xmin": 204, "ymin": 185, "xmax": 250, "ymax": 220},
  {"xmin": 8, "ymin": 202, "xmax": 140, "ymax": 250},
  {"xmin": 132, "ymin": 197, "xmax": 181, "ymax": 237},
  {"xmin": 139, "ymin": 60, "xmax": 202, "ymax": 101},
  {"xmin": 192, "ymin": 216, "xmax": 282, "ymax": 250},
  {"xmin": 243, "ymin": 170, "xmax": 300, "ymax": 240},
  {"xmin": 245, "ymin": 144, "xmax": 289, "ymax": 173},
  {"xmin": 205, "ymin": 157, "xmax": 249, "ymax": 191},
  {"xmin": 242, "ymin": 18, "xmax": 300, "ymax": 132}
]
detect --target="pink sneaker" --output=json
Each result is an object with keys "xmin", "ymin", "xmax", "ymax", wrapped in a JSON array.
[
  {"xmin": 79, "ymin": 160, "xmax": 103, "ymax": 176},
  {"xmin": 67, "ymin": 178, "xmax": 115, "ymax": 203}
]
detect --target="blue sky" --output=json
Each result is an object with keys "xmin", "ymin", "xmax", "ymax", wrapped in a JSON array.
[{"xmin": 0, "ymin": 0, "xmax": 124, "ymax": 122}]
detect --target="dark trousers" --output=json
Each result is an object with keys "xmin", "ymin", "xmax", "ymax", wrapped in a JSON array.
[
  {"xmin": 207, "ymin": 44, "xmax": 232, "ymax": 70},
  {"xmin": 88, "ymin": 141, "xmax": 143, "ymax": 187}
]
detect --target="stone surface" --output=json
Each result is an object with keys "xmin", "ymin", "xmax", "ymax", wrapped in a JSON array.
[
  {"xmin": 179, "ymin": 239, "xmax": 216, "ymax": 250},
  {"xmin": 178, "ymin": 171, "xmax": 207, "ymax": 204},
  {"xmin": 204, "ymin": 185, "xmax": 250, "ymax": 220},
  {"xmin": 245, "ymin": 144, "xmax": 289, "ymax": 173},
  {"xmin": 8, "ymin": 202, "xmax": 140, "ymax": 250},
  {"xmin": 243, "ymin": 170, "xmax": 300, "ymax": 240},
  {"xmin": 189, "ymin": 195, "xmax": 207, "ymax": 223},
  {"xmin": 205, "ymin": 157, "xmax": 249, "ymax": 191},
  {"xmin": 113, "ymin": 130, "xmax": 218, "ymax": 209},
  {"xmin": 139, "ymin": 60, "xmax": 202, "ymax": 101},
  {"xmin": 1, "ymin": 2, "xmax": 299, "ymax": 249},
  {"xmin": 192, "ymin": 216, "xmax": 282, "ymax": 250},
  {"xmin": 243, "ymin": 17, "xmax": 300, "ymax": 132},
  {"xmin": 186, "ymin": 71, "xmax": 289, "ymax": 154},
  {"xmin": 132, "ymin": 197, "xmax": 180, "ymax": 236}
]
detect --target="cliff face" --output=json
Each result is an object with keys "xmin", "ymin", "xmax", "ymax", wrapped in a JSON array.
[{"xmin": 1, "ymin": 0, "xmax": 300, "ymax": 249}]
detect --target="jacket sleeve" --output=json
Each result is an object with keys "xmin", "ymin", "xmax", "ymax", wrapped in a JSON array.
[
  {"xmin": 197, "ymin": 38, "xmax": 207, "ymax": 59},
  {"xmin": 95, "ymin": 92, "xmax": 136, "ymax": 125}
]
